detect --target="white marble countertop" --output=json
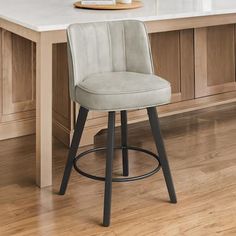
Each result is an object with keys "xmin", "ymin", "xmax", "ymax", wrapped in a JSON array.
[{"xmin": 1, "ymin": 0, "xmax": 236, "ymax": 32}]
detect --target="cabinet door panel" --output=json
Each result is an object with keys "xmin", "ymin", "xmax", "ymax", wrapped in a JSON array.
[
  {"xmin": 1, "ymin": 30, "xmax": 35, "ymax": 123},
  {"xmin": 150, "ymin": 29, "xmax": 194, "ymax": 102},
  {"xmin": 195, "ymin": 25, "xmax": 236, "ymax": 97},
  {"xmin": 53, "ymin": 43, "xmax": 73, "ymax": 129}
]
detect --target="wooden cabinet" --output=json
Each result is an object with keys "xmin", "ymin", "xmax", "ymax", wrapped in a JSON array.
[
  {"xmin": 195, "ymin": 24, "xmax": 236, "ymax": 97},
  {"xmin": 1, "ymin": 25, "xmax": 236, "ymax": 145},
  {"xmin": 0, "ymin": 30, "xmax": 35, "ymax": 140}
]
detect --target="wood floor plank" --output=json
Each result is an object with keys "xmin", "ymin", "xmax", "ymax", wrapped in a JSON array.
[{"xmin": 0, "ymin": 103, "xmax": 236, "ymax": 236}]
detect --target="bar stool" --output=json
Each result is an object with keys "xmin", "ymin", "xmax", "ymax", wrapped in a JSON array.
[{"xmin": 59, "ymin": 20, "xmax": 177, "ymax": 227}]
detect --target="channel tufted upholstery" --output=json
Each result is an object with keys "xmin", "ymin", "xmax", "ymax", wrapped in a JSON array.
[
  {"xmin": 67, "ymin": 20, "xmax": 171, "ymax": 111},
  {"xmin": 61, "ymin": 21, "xmax": 177, "ymax": 227}
]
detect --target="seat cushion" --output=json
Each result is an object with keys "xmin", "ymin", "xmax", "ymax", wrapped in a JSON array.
[{"xmin": 75, "ymin": 72, "xmax": 171, "ymax": 111}]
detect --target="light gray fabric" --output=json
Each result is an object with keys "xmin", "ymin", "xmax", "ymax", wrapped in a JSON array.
[
  {"xmin": 76, "ymin": 72, "xmax": 171, "ymax": 111},
  {"xmin": 67, "ymin": 20, "xmax": 171, "ymax": 111}
]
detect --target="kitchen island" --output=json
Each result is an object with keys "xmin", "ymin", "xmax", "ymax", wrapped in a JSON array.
[{"xmin": 0, "ymin": 0, "xmax": 236, "ymax": 187}]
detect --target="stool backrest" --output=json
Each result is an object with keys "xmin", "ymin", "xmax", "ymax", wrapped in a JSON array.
[{"xmin": 67, "ymin": 20, "xmax": 154, "ymax": 101}]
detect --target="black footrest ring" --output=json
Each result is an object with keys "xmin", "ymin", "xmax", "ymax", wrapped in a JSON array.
[{"xmin": 73, "ymin": 146, "xmax": 161, "ymax": 182}]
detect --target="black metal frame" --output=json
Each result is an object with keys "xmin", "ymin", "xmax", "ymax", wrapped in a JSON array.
[
  {"xmin": 73, "ymin": 146, "xmax": 161, "ymax": 182},
  {"xmin": 147, "ymin": 107, "xmax": 177, "ymax": 203},
  {"xmin": 121, "ymin": 110, "xmax": 129, "ymax": 176},
  {"xmin": 59, "ymin": 106, "xmax": 177, "ymax": 227},
  {"xmin": 59, "ymin": 106, "xmax": 88, "ymax": 195}
]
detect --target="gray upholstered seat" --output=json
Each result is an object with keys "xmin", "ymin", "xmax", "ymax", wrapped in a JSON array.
[
  {"xmin": 76, "ymin": 72, "xmax": 170, "ymax": 111},
  {"xmin": 67, "ymin": 20, "xmax": 171, "ymax": 111}
]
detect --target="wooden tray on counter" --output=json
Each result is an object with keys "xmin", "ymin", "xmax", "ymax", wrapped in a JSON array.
[{"xmin": 74, "ymin": 1, "xmax": 143, "ymax": 10}]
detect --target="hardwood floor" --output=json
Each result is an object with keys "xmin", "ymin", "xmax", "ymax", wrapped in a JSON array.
[{"xmin": 0, "ymin": 103, "xmax": 236, "ymax": 236}]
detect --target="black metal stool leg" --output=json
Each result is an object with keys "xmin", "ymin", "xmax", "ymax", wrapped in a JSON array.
[
  {"xmin": 103, "ymin": 111, "xmax": 116, "ymax": 227},
  {"xmin": 59, "ymin": 106, "xmax": 88, "ymax": 195},
  {"xmin": 121, "ymin": 110, "xmax": 129, "ymax": 176},
  {"xmin": 147, "ymin": 107, "xmax": 177, "ymax": 203}
]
